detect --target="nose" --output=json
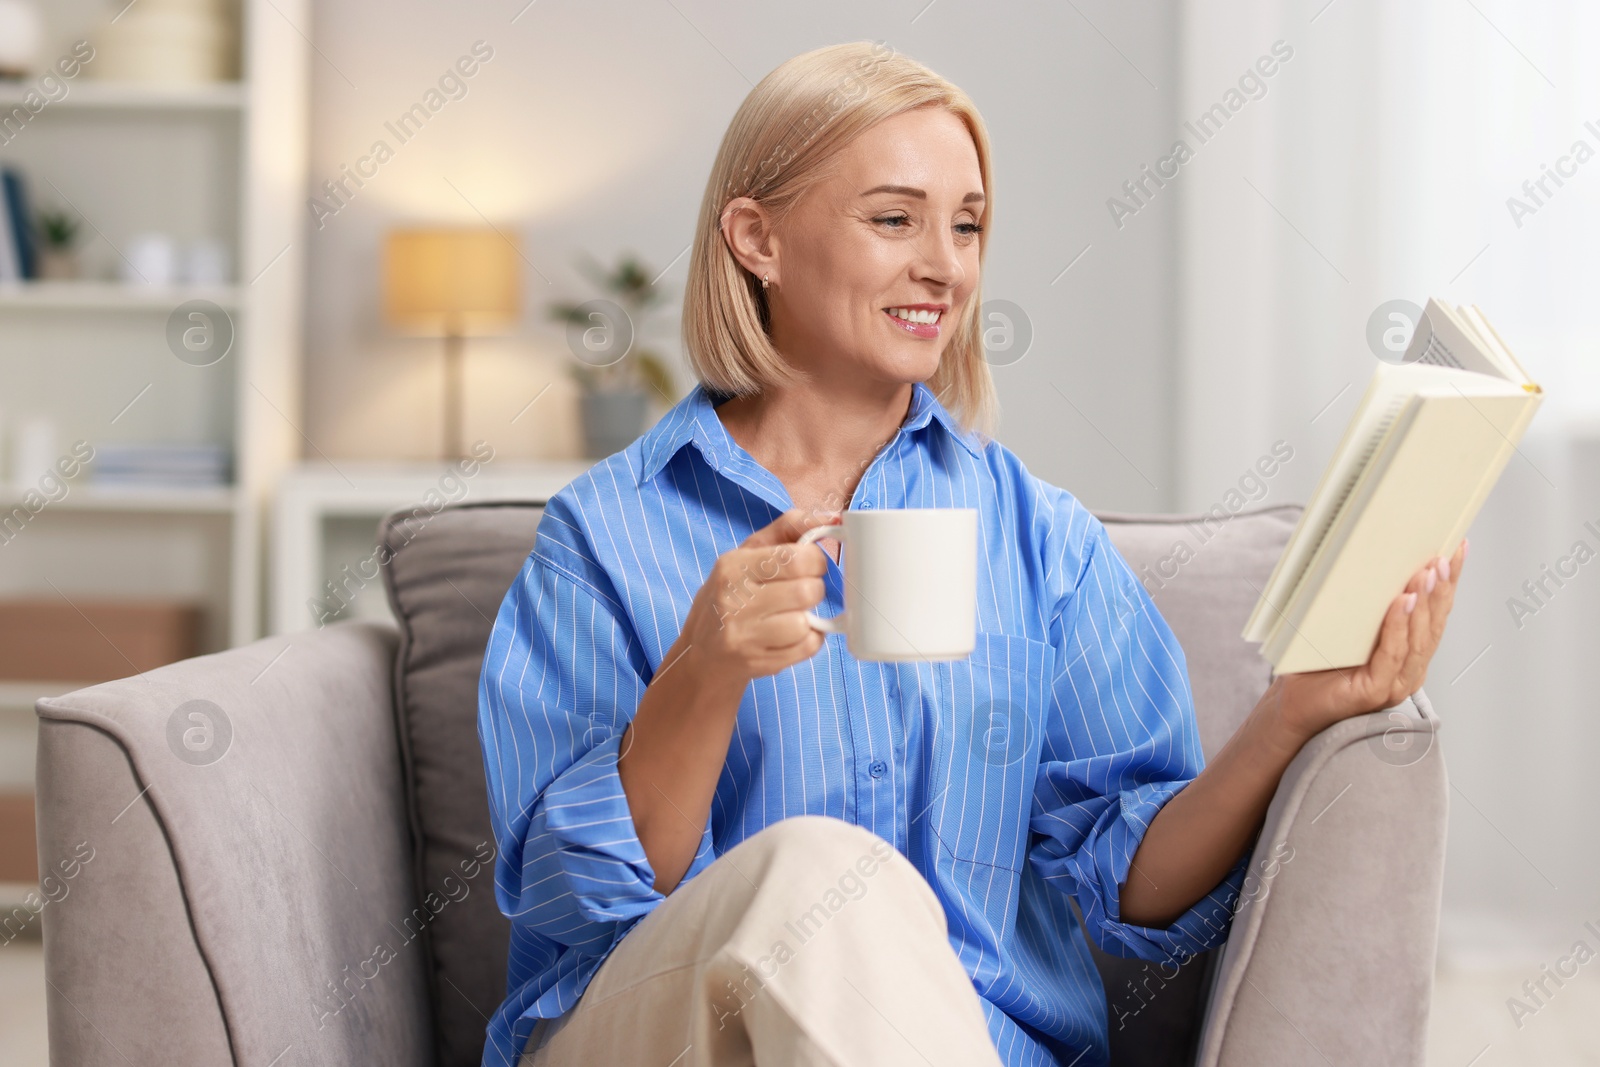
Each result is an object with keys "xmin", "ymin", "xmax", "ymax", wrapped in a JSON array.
[{"xmin": 911, "ymin": 220, "xmax": 965, "ymax": 292}]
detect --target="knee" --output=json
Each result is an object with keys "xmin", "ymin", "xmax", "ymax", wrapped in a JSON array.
[
  {"xmin": 735, "ymin": 816, "xmax": 935, "ymax": 913},
  {"xmin": 711, "ymin": 818, "xmax": 949, "ymax": 967},
  {"xmin": 741, "ymin": 815, "xmax": 890, "ymax": 869}
]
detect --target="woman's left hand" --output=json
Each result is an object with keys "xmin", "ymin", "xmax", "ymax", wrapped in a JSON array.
[
  {"xmin": 1269, "ymin": 537, "xmax": 1468, "ymax": 744},
  {"xmin": 1124, "ymin": 536, "xmax": 1469, "ymax": 925}
]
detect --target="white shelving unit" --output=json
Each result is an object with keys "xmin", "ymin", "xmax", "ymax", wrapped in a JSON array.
[
  {"xmin": 0, "ymin": 480, "xmax": 239, "ymax": 514},
  {"xmin": 0, "ymin": 280, "xmax": 242, "ymax": 310},
  {"xmin": 0, "ymin": 1, "xmax": 309, "ymax": 717},
  {"xmin": 0, "ymin": 81, "xmax": 248, "ymax": 111}
]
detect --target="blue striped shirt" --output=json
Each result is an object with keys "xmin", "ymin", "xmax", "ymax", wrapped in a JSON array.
[{"xmin": 477, "ymin": 379, "xmax": 1248, "ymax": 1067}]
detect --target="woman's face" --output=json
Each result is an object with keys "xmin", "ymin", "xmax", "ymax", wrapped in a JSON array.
[{"xmin": 763, "ymin": 107, "xmax": 985, "ymax": 389}]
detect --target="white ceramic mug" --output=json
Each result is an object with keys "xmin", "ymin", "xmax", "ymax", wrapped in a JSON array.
[{"xmin": 796, "ymin": 507, "xmax": 977, "ymax": 661}]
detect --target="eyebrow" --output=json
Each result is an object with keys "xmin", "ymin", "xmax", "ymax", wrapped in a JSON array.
[{"xmin": 860, "ymin": 184, "xmax": 986, "ymax": 204}]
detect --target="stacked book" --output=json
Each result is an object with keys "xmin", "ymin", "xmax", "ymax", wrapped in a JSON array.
[
  {"xmin": 90, "ymin": 443, "xmax": 232, "ymax": 488},
  {"xmin": 0, "ymin": 166, "xmax": 35, "ymax": 282}
]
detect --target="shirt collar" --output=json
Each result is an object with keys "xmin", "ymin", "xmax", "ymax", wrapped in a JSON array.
[{"xmin": 636, "ymin": 379, "xmax": 982, "ymax": 487}]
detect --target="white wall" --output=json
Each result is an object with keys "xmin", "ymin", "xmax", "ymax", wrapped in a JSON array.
[
  {"xmin": 303, "ymin": 0, "xmax": 1181, "ymax": 512},
  {"xmin": 1175, "ymin": 0, "xmax": 1600, "ymax": 966}
]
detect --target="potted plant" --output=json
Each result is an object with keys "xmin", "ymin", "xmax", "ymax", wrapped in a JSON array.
[
  {"xmin": 34, "ymin": 210, "xmax": 80, "ymax": 280},
  {"xmin": 547, "ymin": 252, "xmax": 677, "ymax": 459}
]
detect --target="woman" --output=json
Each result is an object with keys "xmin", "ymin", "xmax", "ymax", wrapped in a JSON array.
[{"xmin": 477, "ymin": 41, "xmax": 1464, "ymax": 1067}]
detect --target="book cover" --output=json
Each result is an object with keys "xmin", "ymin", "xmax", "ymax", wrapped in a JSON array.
[
  {"xmin": 0, "ymin": 168, "xmax": 19, "ymax": 282},
  {"xmin": 1, "ymin": 168, "xmax": 35, "ymax": 280},
  {"xmin": 1263, "ymin": 390, "xmax": 1539, "ymax": 673}
]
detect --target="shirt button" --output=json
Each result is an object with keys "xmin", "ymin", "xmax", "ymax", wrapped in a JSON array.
[
  {"xmin": 859, "ymin": 500, "xmax": 873, "ymax": 509},
  {"xmin": 868, "ymin": 759, "xmax": 887, "ymax": 778}
]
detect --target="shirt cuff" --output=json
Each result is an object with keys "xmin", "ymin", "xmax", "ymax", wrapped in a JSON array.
[
  {"xmin": 539, "ymin": 731, "xmax": 716, "ymax": 924},
  {"xmin": 1081, "ymin": 782, "xmax": 1249, "ymax": 963}
]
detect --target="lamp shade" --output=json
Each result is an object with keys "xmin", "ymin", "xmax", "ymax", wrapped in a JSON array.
[{"xmin": 383, "ymin": 227, "xmax": 521, "ymax": 337}]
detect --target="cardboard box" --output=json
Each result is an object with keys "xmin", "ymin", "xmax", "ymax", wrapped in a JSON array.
[
  {"xmin": 0, "ymin": 792, "xmax": 36, "ymax": 884},
  {"xmin": 0, "ymin": 598, "xmax": 203, "ymax": 682}
]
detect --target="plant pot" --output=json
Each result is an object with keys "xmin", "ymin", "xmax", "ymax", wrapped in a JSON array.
[
  {"xmin": 37, "ymin": 247, "xmax": 78, "ymax": 281},
  {"xmin": 579, "ymin": 386, "xmax": 648, "ymax": 459}
]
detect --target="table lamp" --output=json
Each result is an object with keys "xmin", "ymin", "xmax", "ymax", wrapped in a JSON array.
[{"xmin": 383, "ymin": 227, "xmax": 521, "ymax": 461}]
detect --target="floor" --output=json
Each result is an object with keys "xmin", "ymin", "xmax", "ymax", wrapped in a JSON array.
[
  {"xmin": 0, "ymin": 938, "xmax": 48, "ymax": 1067},
  {"xmin": 1, "ymin": 937, "xmax": 1596, "ymax": 1066}
]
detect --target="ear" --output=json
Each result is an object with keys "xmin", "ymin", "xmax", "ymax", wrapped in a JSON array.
[{"xmin": 720, "ymin": 196, "xmax": 779, "ymax": 285}]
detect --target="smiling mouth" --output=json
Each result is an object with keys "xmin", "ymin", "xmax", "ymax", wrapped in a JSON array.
[
  {"xmin": 882, "ymin": 307, "xmax": 946, "ymax": 338},
  {"xmin": 883, "ymin": 306, "xmax": 943, "ymax": 326}
]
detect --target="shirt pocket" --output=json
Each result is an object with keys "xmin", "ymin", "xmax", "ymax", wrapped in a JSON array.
[{"xmin": 923, "ymin": 631, "xmax": 1054, "ymax": 872}]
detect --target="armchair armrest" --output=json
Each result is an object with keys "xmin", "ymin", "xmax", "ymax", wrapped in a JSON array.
[
  {"xmin": 34, "ymin": 621, "xmax": 436, "ymax": 1067},
  {"xmin": 1196, "ymin": 690, "xmax": 1447, "ymax": 1067}
]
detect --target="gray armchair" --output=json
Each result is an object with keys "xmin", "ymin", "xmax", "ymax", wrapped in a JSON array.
[{"xmin": 33, "ymin": 501, "xmax": 1445, "ymax": 1066}]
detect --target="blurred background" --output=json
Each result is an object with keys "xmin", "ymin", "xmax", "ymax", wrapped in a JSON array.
[{"xmin": 0, "ymin": 0, "xmax": 1595, "ymax": 1063}]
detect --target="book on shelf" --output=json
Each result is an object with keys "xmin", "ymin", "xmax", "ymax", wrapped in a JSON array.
[
  {"xmin": 0, "ymin": 166, "xmax": 34, "ymax": 282},
  {"xmin": 89, "ymin": 442, "xmax": 232, "ymax": 488},
  {"xmin": 1243, "ymin": 298, "xmax": 1543, "ymax": 674}
]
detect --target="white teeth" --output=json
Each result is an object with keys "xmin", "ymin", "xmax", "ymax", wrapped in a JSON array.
[{"xmin": 887, "ymin": 307, "xmax": 941, "ymax": 324}]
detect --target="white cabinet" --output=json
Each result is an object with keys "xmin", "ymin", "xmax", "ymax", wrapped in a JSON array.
[{"xmin": 270, "ymin": 459, "xmax": 594, "ymax": 635}]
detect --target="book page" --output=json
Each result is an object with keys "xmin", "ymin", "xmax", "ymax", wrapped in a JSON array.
[
  {"xmin": 1462, "ymin": 304, "xmax": 1537, "ymax": 387},
  {"xmin": 1409, "ymin": 299, "xmax": 1509, "ymax": 379}
]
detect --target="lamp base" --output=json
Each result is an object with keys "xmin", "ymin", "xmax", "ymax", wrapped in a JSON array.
[{"xmin": 442, "ymin": 332, "xmax": 466, "ymax": 461}]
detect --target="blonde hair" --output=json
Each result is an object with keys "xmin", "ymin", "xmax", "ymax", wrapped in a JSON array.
[{"xmin": 682, "ymin": 40, "xmax": 998, "ymax": 442}]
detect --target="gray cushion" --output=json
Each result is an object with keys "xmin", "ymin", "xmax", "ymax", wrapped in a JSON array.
[
  {"xmin": 378, "ymin": 499, "xmax": 1299, "ymax": 1067},
  {"xmin": 1093, "ymin": 503, "xmax": 1300, "ymax": 1066},
  {"xmin": 380, "ymin": 502, "xmax": 545, "ymax": 1067}
]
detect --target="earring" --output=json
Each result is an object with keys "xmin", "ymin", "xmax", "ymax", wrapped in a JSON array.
[{"xmin": 762, "ymin": 272, "xmax": 770, "ymax": 289}]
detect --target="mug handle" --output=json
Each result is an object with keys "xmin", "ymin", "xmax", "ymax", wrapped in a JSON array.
[{"xmin": 795, "ymin": 524, "xmax": 846, "ymax": 633}]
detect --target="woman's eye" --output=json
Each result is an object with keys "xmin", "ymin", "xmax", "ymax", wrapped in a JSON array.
[{"xmin": 873, "ymin": 215, "xmax": 985, "ymax": 237}]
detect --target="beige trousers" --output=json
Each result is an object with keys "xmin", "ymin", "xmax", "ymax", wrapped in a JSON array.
[{"xmin": 519, "ymin": 815, "xmax": 1005, "ymax": 1067}]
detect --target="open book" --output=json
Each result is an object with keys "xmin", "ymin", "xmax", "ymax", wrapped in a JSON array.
[{"xmin": 1243, "ymin": 298, "xmax": 1543, "ymax": 674}]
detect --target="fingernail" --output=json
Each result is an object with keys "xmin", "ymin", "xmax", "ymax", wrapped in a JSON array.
[
  {"xmin": 1424, "ymin": 568, "xmax": 1437, "ymax": 594},
  {"xmin": 1463, "ymin": 538, "xmax": 1471, "ymax": 562},
  {"xmin": 1404, "ymin": 592, "xmax": 1417, "ymax": 614},
  {"xmin": 1437, "ymin": 557, "xmax": 1451, "ymax": 582}
]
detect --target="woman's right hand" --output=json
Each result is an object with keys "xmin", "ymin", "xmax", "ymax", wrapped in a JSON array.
[
  {"xmin": 676, "ymin": 507, "xmax": 836, "ymax": 684},
  {"xmin": 617, "ymin": 508, "xmax": 836, "ymax": 894}
]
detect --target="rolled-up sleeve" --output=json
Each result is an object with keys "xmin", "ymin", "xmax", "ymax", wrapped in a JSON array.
[
  {"xmin": 1028, "ymin": 517, "xmax": 1247, "ymax": 963},
  {"xmin": 477, "ymin": 543, "xmax": 715, "ymax": 956}
]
